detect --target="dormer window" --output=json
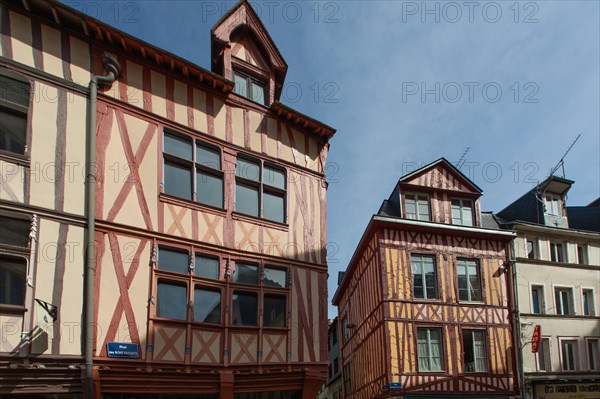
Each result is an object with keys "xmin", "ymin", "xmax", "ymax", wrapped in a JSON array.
[
  {"xmin": 405, "ymin": 192, "xmax": 431, "ymax": 221},
  {"xmin": 451, "ymin": 199, "xmax": 474, "ymax": 226},
  {"xmin": 544, "ymin": 194, "xmax": 561, "ymax": 215},
  {"xmin": 233, "ymin": 71, "xmax": 266, "ymax": 105}
]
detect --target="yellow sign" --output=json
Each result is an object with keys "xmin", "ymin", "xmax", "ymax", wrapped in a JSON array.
[{"xmin": 535, "ymin": 383, "xmax": 600, "ymax": 399}]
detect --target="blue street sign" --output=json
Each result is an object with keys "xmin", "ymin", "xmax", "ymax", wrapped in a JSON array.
[
  {"xmin": 107, "ymin": 342, "xmax": 140, "ymax": 359},
  {"xmin": 382, "ymin": 382, "xmax": 402, "ymax": 391}
]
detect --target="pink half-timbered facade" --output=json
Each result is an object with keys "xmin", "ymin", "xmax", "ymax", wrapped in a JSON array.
[
  {"xmin": 333, "ymin": 159, "xmax": 519, "ymax": 399},
  {"xmin": 1, "ymin": 0, "xmax": 334, "ymax": 398}
]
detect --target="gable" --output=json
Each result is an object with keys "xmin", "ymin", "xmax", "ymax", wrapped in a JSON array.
[
  {"xmin": 231, "ymin": 35, "xmax": 269, "ymax": 71},
  {"xmin": 401, "ymin": 163, "xmax": 480, "ymax": 194}
]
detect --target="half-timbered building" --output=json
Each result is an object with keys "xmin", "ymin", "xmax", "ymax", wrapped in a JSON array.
[
  {"xmin": 0, "ymin": 0, "xmax": 335, "ymax": 397},
  {"xmin": 332, "ymin": 158, "xmax": 519, "ymax": 399}
]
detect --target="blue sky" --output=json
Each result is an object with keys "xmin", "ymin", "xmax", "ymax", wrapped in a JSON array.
[{"xmin": 67, "ymin": 0, "xmax": 600, "ymax": 317}]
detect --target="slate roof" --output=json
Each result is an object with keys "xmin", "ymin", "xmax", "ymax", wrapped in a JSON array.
[{"xmin": 566, "ymin": 206, "xmax": 600, "ymax": 232}]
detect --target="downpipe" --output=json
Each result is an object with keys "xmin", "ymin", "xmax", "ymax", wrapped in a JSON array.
[{"xmin": 85, "ymin": 53, "xmax": 121, "ymax": 399}]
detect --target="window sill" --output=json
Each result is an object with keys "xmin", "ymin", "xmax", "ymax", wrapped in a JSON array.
[
  {"xmin": 0, "ymin": 150, "xmax": 29, "ymax": 167},
  {"xmin": 232, "ymin": 212, "xmax": 288, "ymax": 231},
  {"xmin": 159, "ymin": 193, "xmax": 227, "ymax": 216},
  {"xmin": 0, "ymin": 304, "xmax": 27, "ymax": 314}
]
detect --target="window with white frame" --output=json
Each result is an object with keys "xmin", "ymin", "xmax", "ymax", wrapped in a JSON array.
[
  {"xmin": 588, "ymin": 339, "xmax": 599, "ymax": 371},
  {"xmin": 577, "ymin": 245, "xmax": 588, "ymax": 265},
  {"xmin": 451, "ymin": 198, "xmax": 474, "ymax": 226},
  {"xmin": 582, "ymin": 289, "xmax": 595, "ymax": 316},
  {"xmin": 531, "ymin": 285, "xmax": 545, "ymax": 314},
  {"xmin": 411, "ymin": 254, "xmax": 438, "ymax": 299},
  {"xmin": 404, "ymin": 192, "xmax": 431, "ymax": 221},
  {"xmin": 457, "ymin": 259, "xmax": 482, "ymax": 302},
  {"xmin": 549, "ymin": 242, "xmax": 566, "ymax": 263},
  {"xmin": 560, "ymin": 339, "xmax": 578, "ymax": 371},
  {"xmin": 526, "ymin": 239, "xmax": 537, "ymax": 259},
  {"xmin": 554, "ymin": 287, "xmax": 574, "ymax": 315},
  {"xmin": 536, "ymin": 338, "xmax": 551, "ymax": 372},
  {"xmin": 544, "ymin": 195, "xmax": 561, "ymax": 215},
  {"xmin": 463, "ymin": 329, "xmax": 487, "ymax": 372},
  {"xmin": 417, "ymin": 327, "xmax": 444, "ymax": 371}
]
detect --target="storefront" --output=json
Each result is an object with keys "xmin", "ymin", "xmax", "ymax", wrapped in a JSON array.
[{"xmin": 534, "ymin": 382, "xmax": 600, "ymax": 399}]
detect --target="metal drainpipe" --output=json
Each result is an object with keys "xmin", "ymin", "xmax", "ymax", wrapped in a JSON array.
[
  {"xmin": 85, "ymin": 53, "xmax": 121, "ymax": 399},
  {"xmin": 509, "ymin": 250, "xmax": 525, "ymax": 399}
]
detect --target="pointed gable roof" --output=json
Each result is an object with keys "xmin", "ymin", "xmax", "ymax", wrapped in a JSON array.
[
  {"xmin": 211, "ymin": 0, "xmax": 288, "ymax": 74},
  {"xmin": 398, "ymin": 158, "xmax": 483, "ymax": 194}
]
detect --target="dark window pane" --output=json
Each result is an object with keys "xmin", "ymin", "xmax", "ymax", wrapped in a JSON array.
[
  {"xmin": 0, "ymin": 75, "xmax": 30, "ymax": 106},
  {"xmin": 532, "ymin": 289, "xmax": 540, "ymax": 314},
  {"xmin": 0, "ymin": 216, "xmax": 30, "ymax": 247},
  {"xmin": 164, "ymin": 133, "xmax": 192, "ymax": 160},
  {"xmin": 264, "ymin": 267, "xmax": 287, "ymax": 288},
  {"xmin": 233, "ymin": 73, "xmax": 248, "ymax": 97},
  {"xmin": 263, "ymin": 295, "xmax": 286, "ymax": 327},
  {"xmin": 0, "ymin": 257, "xmax": 26, "ymax": 305},
  {"xmin": 157, "ymin": 283, "xmax": 187, "ymax": 320},
  {"xmin": 233, "ymin": 263, "xmax": 258, "ymax": 285},
  {"xmin": 164, "ymin": 162, "xmax": 192, "ymax": 200},
  {"xmin": 251, "ymin": 81, "xmax": 265, "ymax": 104},
  {"xmin": 193, "ymin": 287, "xmax": 221, "ymax": 324},
  {"xmin": 195, "ymin": 255, "xmax": 219, "ymax": 279},
  {"xmin": 236, "ymin": 158, "xmax": 260, "ymax": 181},
  {"xmin": 197, "ymin": 171, "xmax": 223, "ymax": 208},
  {"xmin": 231, "ymin": 291, "xmax": 257, "ymax": 326},
  {"xmin": 197, "ymin": 144, "xmax": 220, "ymax": 170},
  {"xmin": 263, "ymin": 191, "xmax": 284, "ymax": 223},
  {"xmin": 235, "ymin": 183, "xmax": 259, "ymax": 217},
  {"xmin": 263, "ymin": 166, "xmax": 285, "ymax": 189},
  {"xmin": 158, "ymin": 248, "xmax": 189, "ymax": 274},
  {"xmin": 0, "ymin": 109, "xmax": 26, "ymax": 154}
]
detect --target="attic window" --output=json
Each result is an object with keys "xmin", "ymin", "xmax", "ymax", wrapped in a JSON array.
[
  {"xmin": 544, "ymin": 195, "xmax": 561, "ymax": 215},
  {"xmin": 233, "ymin": 71, "xmax": 266, "ymax": 105}
]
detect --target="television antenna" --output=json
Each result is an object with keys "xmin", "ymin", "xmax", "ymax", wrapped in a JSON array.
[
  {"xmin": 456, "ymin": 147, "xmax": 471, "ymax": 169},
  {"xmin": 549, "ymin": 134, "xmax": 581, "ymax": 178}
]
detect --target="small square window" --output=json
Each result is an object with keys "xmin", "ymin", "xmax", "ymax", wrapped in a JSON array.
[
  {"xmin": 158, "ymin": 248, "xmax": 189, "ymax": 274},
  {"xmin": 233, "ymin": 263, "xmax": 259, "ymax": 285},
  {"xmin": 195, "ymin": 255, "xmax": 219, "ymax": 280},
  {"xmin": 263, "ymin": 266, "xmax": 287, "ymax": 288}
]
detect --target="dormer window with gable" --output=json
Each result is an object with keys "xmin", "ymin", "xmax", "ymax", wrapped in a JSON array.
[
  {"xmin": 405, "ymin": 192, "xmax": 431, "ymax": 221},
  {"xmin": 544, "ymin": 194, "xmax": 562, "ymax": 215},
  {"xmin": 233, "ymin": 70, "xmax": 267, "ymax": 105}
]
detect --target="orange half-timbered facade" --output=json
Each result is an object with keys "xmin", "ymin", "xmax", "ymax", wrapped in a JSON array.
[
  {"xmin": 1, "ymin": 0, "xmax": 334, "ymax": 398},
  {"xmin": 333, "ymin": 159, "xmax": 519, "ymax": 399}
]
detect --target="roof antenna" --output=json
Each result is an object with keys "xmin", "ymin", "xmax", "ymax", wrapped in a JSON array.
[
  {"xmin": 549, "ymin": 134, "xmax": 581, "ymax": 178},
  {"xmin": 456, "ymin": 147, "xmax": 471, "ymax": 169}
]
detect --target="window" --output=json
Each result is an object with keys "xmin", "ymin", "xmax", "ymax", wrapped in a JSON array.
[
  {"xmin": 193, "ymin": 287, "xmax": 221, "ymax": 324},
  {"xmin": 537, "ymin": 338, "xmax": 551, "ymax": 372},
  {"xmin": 457, "ymin": 259, "xmax": 482, "ymax": 302},
  {"xmin": 451, "ymin": 199, "xmax": 474, "ymax": 226},
  {"xmin": 526, "ymin": 240, "xmax": 537, "ymax": 259},
  {"xmin": 560, "ymin": 339, "xmax": 578, "ymax": 371},
  {"xmin": 582, "ymin": 289, "xmax": 595, "ymax": 316},
  {"xmin": 343, "ymin": 363, "xmax": 352, "ymax": 393},
  {"xmin": 333, "ymin": 357, "xmax": 339, "ymax": 375},
  {"xmin": 158, "ymin": 247, "xmax": 189, "ymax": 274},
  {"xmin": 577, "ymin": 245, "xmax": 588, "ymax": 265},
  {"xmin": 555, "ymin": 287, "xmax": 574, "ymax": 315},
  {"xmin": 411, "ymin": 255, "xmax": 438, "ymax": 299},
  {"xmin": 404, "ymin": 192, "xmax": 430, "ymax": 221},
  {"xmin": 342, "ymin": 318, "xmax": 349, "ymax": 343},
  {"xmin": 0, "ymin": 72, "xmax": 30, "ymax": 156},
  {"xmin": 233, "ymin": 71, "xmax": 267, "ymax": 105},
  {"xmin": 235, "ymin": 156, "xmax": 286, "ymax": 223},
  {"xmin": 195, "ymin": 255, "xmax": 220, "ymax": 280},
  {"xmin": 263, "ymin": 266, "xmax": 287, "ymax": 288},
  {"xmin": 545, "ymin": 195, "xmax": 561, "ymax": 215},
  {"xmin": 231, "ymin": 291, "xmax": 258, "ymax": 326},
  {"xmin": 0, "ymin": 214, "xmax": 30, "ymax": 308},
  {"xmin": 263, "ymin": 294, "xmax": 286, "ymax": 327},
  {"xmin": 157, "ymin": 282, "xmax": 187, "ymax": 320},
  {"xmin": 588, "ymin": 339, "xmax": 599, "ymax": 371},
  {"xmin": 163, "ymin": 131, "xmax": 224, "ymax": 208},
  {"xmin": 233, "ymin": 262, "xmax": 259, "ymax": 285},
  {"xmin": 463, "ymin": 329, "xmax": 487, "ymax": 372},
  {"xmin": 531, "ymin": 285, "xmax": 545, "ymax": 314},
  {"xmin": 549, "ymin": 242, "xmax": 566, "ymax": 263},
  {"xmin": 417, "ymin": 327, "xmax": 444, "ymax": 371}
]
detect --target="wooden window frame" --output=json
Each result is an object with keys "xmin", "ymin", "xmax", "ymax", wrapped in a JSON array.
[
  {"xmin": 410, "ymin": 253, "xmax": 439, "ymax": 300},
  {"xmin": 415, "ymin": 325, "xmax": 445, "ymax": 373},
  {"xmin": 0, "ymin": 68, "xmax": 31, "ymax": 163},
  {"xmin": 404, "ymin": 191, "xmax": 431, "ymax": 221},
  {"xmin": 553, "ymin": 285, "xmax": 575, "ymax": 316},
  {"xmin": 544, "ymin": 194, "xmax": 562, "ymax": 215},
  {"xmin": 232, "ymin": 70, "xmax": 268, "ymax": 105},
  {"xmin": 461, "ymin": 328, "xmax": 489, "ymax": 373},
  {"xmin": 0, "ymin": 212, "xmax": 31, "ymax": 313},
  {"xmin": 451, "ymin": 198, "xmax": 475, "ymax": 226},
  {"xmin": 162, "ymin": 129, "xmax": 224, "ymax": 209},
  {"xmin": 235, "ymin": 154, "xmax": 287, "ymax": 224},
  {"xmin": 456, "ymin": 258, "xmax": 483, "ymax": 303}
]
